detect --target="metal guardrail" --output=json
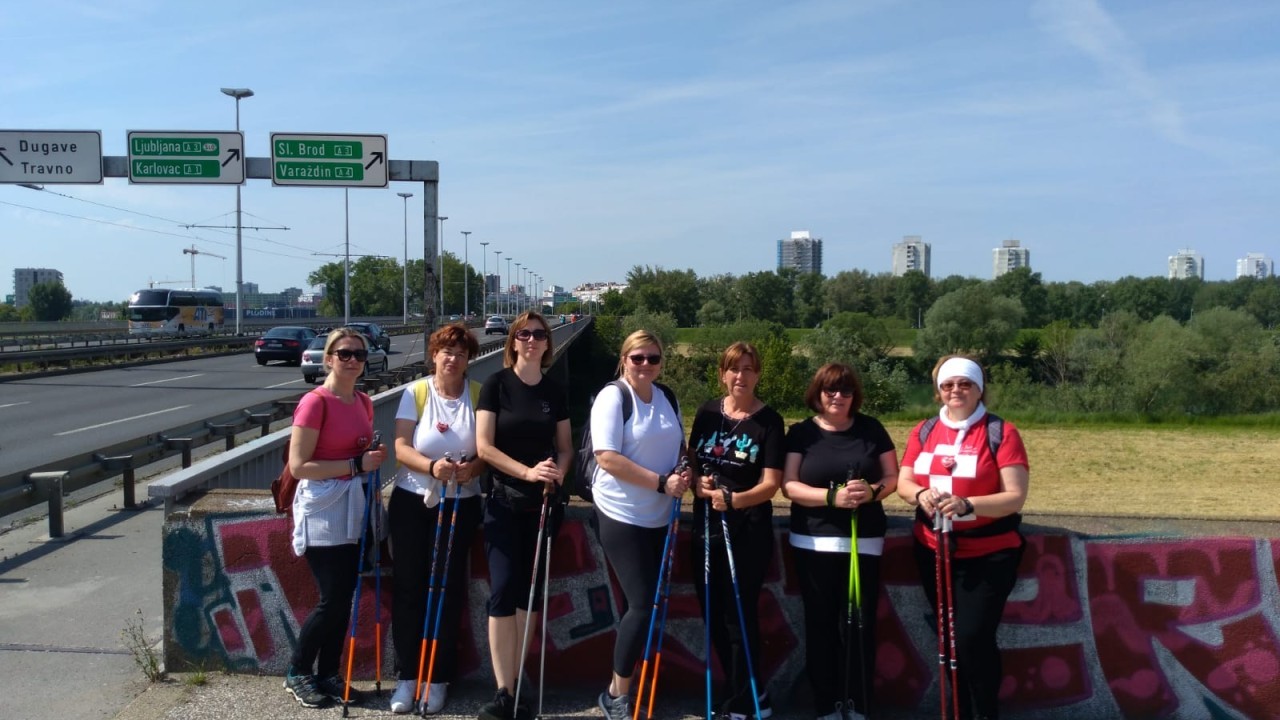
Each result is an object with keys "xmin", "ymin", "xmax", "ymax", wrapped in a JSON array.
[{"xmin": 147, "ymin": 318, "xmax": 591, "ymax": 513}]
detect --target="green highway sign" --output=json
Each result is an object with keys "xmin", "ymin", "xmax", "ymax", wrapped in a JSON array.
[
  {"xmin": 270, "ymin": 133, "xmax": 387, "ymax": 187},
  {"xmin": 126, "ymin": 131, "xmax": 244, "ymax": 184}
]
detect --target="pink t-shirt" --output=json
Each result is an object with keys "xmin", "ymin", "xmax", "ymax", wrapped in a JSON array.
[{"xmin": 293, "ymin": 388, "xmax": 374, "ymax": 469}]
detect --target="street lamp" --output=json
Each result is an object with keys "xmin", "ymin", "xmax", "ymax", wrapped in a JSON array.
[
  {"xmin": 397, "ymin": 192, "xmax": 413, "ymax": 323},
  {"xmin": 515, "ymin": 262, "xmax": 522, "ymax": 316},
  {"xmin": 220, "ymin": 86, "xmax": 253, "ymax": 334},
  {"xmin": 478, "ymin": 241, "xmax": 489, "ymax": 317},
  {"xmin": 494, "ymin": 250, "xmax": 503, "ymax": 316},
  {"xmin": 505, "ymin": 257, "xmax": 513, "ymax": 316},
  {"xmin": 438, "ymin": 216, "xmax": 448, "ymax": 315},
  {"xmin": 461, "ymin": 230, "xmax": 471, "ymax": 319}
]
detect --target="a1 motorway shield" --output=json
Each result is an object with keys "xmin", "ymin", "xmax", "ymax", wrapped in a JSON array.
[
  {"xmin": 270, "ymin": 133, "xmax": 388, "ymax": 188},
  {"xmin": 127, "ymin": 131, "xmax": 245, "ymax": 184},
  {"xmin": 0, "ymin": 130, "xmax": 103, "ymax": 184}
]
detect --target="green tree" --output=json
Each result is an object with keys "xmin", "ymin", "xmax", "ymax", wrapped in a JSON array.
[
  {"xmin": 1108, "ymin": 276, "xmax": 1171, "ymax": 321},
  {"xmin": 792, "ymin": 271, "xmax": 826, "ymax": 328},
  {"xmin": 1045, "ymin": 281, "xmax": 1105, "ymax": 327},
  {"xmin": 625, "ymin": 265, "xmax": 701, "ymax": 326},
  {"xmin": 599, "ymin": 289, "xmax": 634, "ymax": 316},
  {"xmin": 1244, "ymin": 280, "xmax": 1280, "ymax": 329},
  {"xmin": 894, "ymin": 270, "xmax": 933, "ymax": 325},
  {"xmin": 1185, "ymin": 307, "xmax": 1280, "ymax": 413},
  {"xmin": 737, "ymin": 271, "xmax": 794, "ymax": 325},
  {"xmin": 697, "ymin": 300, "xmax": 730, "ymax": 327},
  {"xmin": 0, "ymin": 303, "xmax": 20, "ymax": 322},
  {"xmin": 990, "ymin": 268, "xmax": 1048, "ymax": 328},
  {"xmin": 915, "ymin": 285, "xmax": 1025, "ymax": 366},
  {"xmin": 28, "ymin": 281, "xmax": 73, "ymax": 321}
]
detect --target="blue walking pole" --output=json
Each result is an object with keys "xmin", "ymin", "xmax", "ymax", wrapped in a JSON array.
[
  {"xmin": 421, "ymin": 468, "xmax": 464, "ymax": 716},
  {"xmin": 341, "ymin": 470, "xmax": 378, "ymax": 717},
  {"xmin": 707, "ymin": 464, "xmax": 763, "ymax": 720},
  {"xmin": 414, "ymin": 453, "xmax": 452, "ymax": 708},
  {"xmin": 631, "ymin": 496, "xmax": 681, "ymax": 720}
]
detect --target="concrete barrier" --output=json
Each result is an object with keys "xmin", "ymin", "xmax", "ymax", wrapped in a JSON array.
[{"xmin": 160, "ymin": 491, "xmax": 1280, "ymax": 719}]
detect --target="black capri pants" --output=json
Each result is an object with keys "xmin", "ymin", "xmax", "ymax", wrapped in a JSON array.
[{"xmin": 483, "ymin": 489, "xmax": 562, "ymax": 617}]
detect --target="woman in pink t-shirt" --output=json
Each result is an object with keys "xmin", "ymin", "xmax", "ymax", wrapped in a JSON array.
[
  {"xmin": 896, "ymin": 355, "xmax": 1029, "ymax": 720},
  {"xmin": 283, "ymin": 327, "xmax": 387, "ymax": 710}
]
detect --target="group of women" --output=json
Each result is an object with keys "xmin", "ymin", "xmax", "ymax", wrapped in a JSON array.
[{"xmin": 282, "ymin": 311, "xmax": 1029, "ymax": 720}]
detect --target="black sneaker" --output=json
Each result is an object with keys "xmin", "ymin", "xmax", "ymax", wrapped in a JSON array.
[
  {"xmin": 283, "ymin": 673, "xmax": 331, "ymax": 708},
  {"xmin": 758, "ymin": 691, "xmax": 774, "ymax": 719},
  {"xmin": 479, "ymin": 688, "xmax": 516, "ymax": 720},
  {"xmin": 315, "ymin": 674, "xmax": 365, "ymax": 705},
  {"xmin": 598, "ymin": 690, "xmax": 632, "ymax": 720}
]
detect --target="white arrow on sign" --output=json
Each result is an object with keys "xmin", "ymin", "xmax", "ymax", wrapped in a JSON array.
[{"xmin": 0, "ymin": 130, "xmax": 103, "ymax": 184}]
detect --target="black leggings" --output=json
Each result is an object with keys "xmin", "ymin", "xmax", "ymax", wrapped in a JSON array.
[
  {"xmin": 793, "ymin": 547, "xmax": 882, "ymax": 717},
  {"xmin": 292, "ymin": 543, "xmax": 361, "ymax": 677},
  {"xmin": 388, "ymin": 487, "xmax": 481, "ymax": 683},
  {"xmin": 913, "ymin": 540, "xmax": 1023, "ymax": 720},
  {"xmin": 595, "ymin": 509, "xmax": 671, "ymax": 678},
  {"xmin": 691, "ymin": 509, "xmax": 774, "ymax": 715}
]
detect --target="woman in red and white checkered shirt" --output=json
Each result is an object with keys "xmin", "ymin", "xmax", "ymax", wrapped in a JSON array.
[{"xmin": 895, "ymin": 355, "xmax": 1029, "ymax": 720}]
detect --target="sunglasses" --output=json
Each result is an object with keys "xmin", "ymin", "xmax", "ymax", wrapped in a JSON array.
[
  {"xmin": 628, "ymin": 354, "xmax": 663, "ymax": 365},
  {"xmin": 514, "ymin": 329, "xmax": 549, "ymax": 341},
  {"xmin": 940, "ymin": 380, "xmax": 975, "ymax": 391},
  {"xmin": 331, "ymin": 349, "xmax": 369, "ymax": 362},
  {"xmin": 822, "ymin": 388, "xmax": 854, "ymax": 398}
]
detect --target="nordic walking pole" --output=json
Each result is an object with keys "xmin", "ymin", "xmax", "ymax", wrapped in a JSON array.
[
  {"xmin": 514, "ymin": 478, "xmax": 554, "ymax": 713},
  {"xmin": 538, "ymin": 505, "xmax": 553, "ymax": 719},
  {"xmin": 713, "ymin": 470, "xmax": 763, "ymax": 720},
  {"xmin": 632, "ymin": 496, "xmax": 682, "ymax": 720},
  {"xmin": 342, "ymin": 468, "xmax": 378, "ymax": 717},
  {"xmin": 933, "ymin": 507, "xmax": 947, "ymax": 720},
  {"xmin": 646, "ymin": 459, "xmax": 689, "ymax": 719},
  {"xmin": 414, "ymin": 452, "xmax": 452, "ymax": 708},
  {"xmin": 941, "ymin": 511, "xmax": 960, "ymax": 720},
  {"xmin": 422, "ymin": 458, "xmax": 464, "ymax": 717},
  {"xmin": 701, "ymin": 464, "xmax": 715, "ymax": 720},
  {"xmin": 374, "ymin": 466, "xmax": 384, "ymax": 695}
]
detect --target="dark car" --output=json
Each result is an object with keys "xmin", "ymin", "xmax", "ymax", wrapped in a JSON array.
[
  {"xmin": 254, "ymin": 326, "xmax": 317, "ymax": 365},
  {"xmin": 300, "ymin": 335, "xmax": 389, "ymax": 384},
  {"xmin": 346, "ymin": 322, "xmax": 391, "ymax": 353}
]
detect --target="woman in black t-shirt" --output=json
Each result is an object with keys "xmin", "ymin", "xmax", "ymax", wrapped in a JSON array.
[
  {"xmin": 687, "ymin": 341, "xmax": 784, "ymax": 719},
  {"xmin": 475, "ymin": 312, "xmax": 572, "ymax": 720},
  {"xmin": 783, "ymin": 363, "xmax": 898, "ymax": 720}
]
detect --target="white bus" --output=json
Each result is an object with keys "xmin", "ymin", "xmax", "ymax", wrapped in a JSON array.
[{"xmin": 127, "ymin": 289, "xmax": 225, "ymax": 336}]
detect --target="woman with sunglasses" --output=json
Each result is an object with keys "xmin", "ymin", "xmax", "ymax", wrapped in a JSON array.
[
  {"xmin": 388, "ymin": 323, "xmax": 484, "ymax": 714},
  {"xmin": 896, "ymin": 355, "xmax": 1029, "ymax": 720},
  {"xmin": 590, "ymin": 330, "xmax": 690, "ymax": 720},
  {"xmin": 782, "ymin": 363, "xmax": 897, "ymax": 720},
  {"xmin": 475, "ymin": 311, "xmax": 572, "ymax": 720},
  {"xmin": 284, "ymin": 327, "xmax": 388, "ymax": 709},
  {"xmin": 688, "ymin": 341, "xmax": 785, "ymax": 720}
]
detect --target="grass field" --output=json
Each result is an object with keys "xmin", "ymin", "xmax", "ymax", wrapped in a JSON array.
[{"xmin": 876, "ymin": 420, "xmax": 1280, "ymax": 521}]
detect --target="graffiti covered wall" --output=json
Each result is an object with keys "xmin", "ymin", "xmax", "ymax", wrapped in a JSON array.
[{"xmin": 162, "ymin": 493, "xmax": 1280, "ymax": 719}]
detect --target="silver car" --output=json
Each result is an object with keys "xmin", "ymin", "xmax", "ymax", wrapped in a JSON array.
[
  {"xmin": 301, "ymin": 335, "xmax": 389, "ymax": 384},
  {"xmin": 484, "ymin": 315, "xmax": 508, "ymax": 335}
]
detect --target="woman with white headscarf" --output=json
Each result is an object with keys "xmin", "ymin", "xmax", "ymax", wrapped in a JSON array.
[{"xmin": 896, "ymin": 355, "xmax": 1029, "ymax": 720}]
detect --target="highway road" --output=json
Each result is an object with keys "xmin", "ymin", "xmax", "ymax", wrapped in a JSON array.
[{"xmin": 0, "ymin": 331, "xmax": 491, "ymax": 474}]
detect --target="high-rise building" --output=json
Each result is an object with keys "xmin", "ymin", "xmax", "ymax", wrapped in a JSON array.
[
  {"xmin": 1237, "ymin": 253, "xmax": 1274, "ymax": 279},
  {"xmin": 776, "ymin": 230, "xmax": 823, "ymax": 275},
  {"xmin": 992, "ymin": 239, "xmax": 1031, "ymax": 278},
  {"xmin": 891, "ymin": 236, "xmax": 931, "ymax": 277},
  {"xmin": 13, "ymin": 268, "xmax": 64, "ymax": 307},
  {"xmin": 1168, "ymin": 249, "xmax": 1204, "ymax": 280}
]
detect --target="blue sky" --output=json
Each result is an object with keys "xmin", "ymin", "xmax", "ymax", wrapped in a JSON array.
[{"xmin": 3, "ymin": 0, "xmax": 1278, "ymax": 302}]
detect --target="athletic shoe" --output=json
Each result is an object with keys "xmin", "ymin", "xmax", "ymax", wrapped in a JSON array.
[
  {"xmin": 390, "ymin": 680, "xmax": 419, "ymax": 714},
  {"xmin": 283, "ymin": 673, "xmax": 331, "ymax": 708},
  {"xmin": 843, "ymin": 706, "xmax": 867, "ymax": 720},
  {"xmin": 479, "ymin": 688, "xmax": 516, "ymax": 720},
  {"xmin": 598, "ymin": 690, "xmax": 633, "ymax": 720},
  {"xmin": 817, "ymin": 710, "xmax": 844, "ymax": 720},
  {"xmin": 757, "ymin": 691, "xmax": 774, "ymax": 719},
  {"xmin": 315, "ymin": 674, "xmax": 364, "ymax": 705},
  {"xmin": 422, "ymin": 682, "xmax": 448, "ymax": 715}
]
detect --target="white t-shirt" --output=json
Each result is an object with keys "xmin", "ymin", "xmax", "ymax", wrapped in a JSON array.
[
  {"xmin": 394, "ymin": 377, "xmax": 481, "ymax": 500},
  {"xmin": 591, "ymin": 381, "xmax": 684, "ymax": 528}
]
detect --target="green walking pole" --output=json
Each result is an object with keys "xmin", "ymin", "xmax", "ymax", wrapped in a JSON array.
[{"xmin": 846, "ymin": 469, "xmax": 871, "ymax": 719}]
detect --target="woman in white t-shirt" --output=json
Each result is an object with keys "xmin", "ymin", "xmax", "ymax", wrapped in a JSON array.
[
  {"xmin": 388, "ymin": 323, "xmax": 484, "ymax": 715},
  {"xmin": 590, "ymin": 329, "xmax": 691, "ymax": 720}
]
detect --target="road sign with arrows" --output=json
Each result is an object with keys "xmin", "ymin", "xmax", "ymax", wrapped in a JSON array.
[
  {"xmin": 269, "ymin": 133, "xmax": 388, "ymax": 188},
  {"xmin": 127, "ymin": 131, "xmax": 245, "ymax": 184},
  {"xmin": 0, "ymin": 130, "xmax": 103, "ymax": 184}
]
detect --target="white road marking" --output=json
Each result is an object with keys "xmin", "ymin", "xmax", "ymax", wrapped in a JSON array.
[
  {"xmin": 55, "ymin": 405, "xmax": 193, "ymax": 436},
  {"xmin": 130, "ymin": 373, "xmax": 205, "ymax": 387},
  {"xmin": 265, "ymin": 379, "xmax": 304, "ymax": 389},
  {"xmin": 0, "ymin": 401, "xmax": 31, "ymax": 410}
]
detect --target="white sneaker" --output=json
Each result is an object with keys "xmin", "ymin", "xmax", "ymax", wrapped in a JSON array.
[
  {"xmin": 390, "ymin": 680, "xmax": 419, "ymax": 714},
  {"xmin": 422, "ymin": 682, "xmax": 448, "ymax": 715}
]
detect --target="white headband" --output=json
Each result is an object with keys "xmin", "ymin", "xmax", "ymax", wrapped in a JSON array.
[{"xmin": 937, "ymin": 357, "xmax": 984, "ymax": 392}]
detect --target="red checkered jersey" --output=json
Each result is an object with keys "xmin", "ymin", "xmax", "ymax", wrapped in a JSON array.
[{"xmin": 902, "ymin": 415, "xmax": 1029, "ymax": 559}]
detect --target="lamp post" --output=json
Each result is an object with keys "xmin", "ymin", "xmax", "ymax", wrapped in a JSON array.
[
  {"xmin": 220, "ymin": 87, "xmax": 253, "ymax": 334},
  {"xmin": 397, "ymin": 192, "xmax": 413, "ymax": 323},
  {"xmin": 494, "ymin": 250, "xmax": 502, "ymax": 317},
  {"xmin": 461, "ymin": 230, "xmax": 471, "ymax": 319},
  {"xmin": 479, "ymin": 241, "xmax": 489, "ymax": 317},
  {"xmin": 343, "ymin": 188, "xmax": 350, "ymax": 324},
  {"xmin": 505, "ymin": 257, "xmax": 513, "ymax": 316},
  {"xmin": 515, "ymin": 262, "xmax": 522, "ymax": 316},
  {"xmin": 438, "ymin": 216, "xmax": 448, "ymax": 315}
]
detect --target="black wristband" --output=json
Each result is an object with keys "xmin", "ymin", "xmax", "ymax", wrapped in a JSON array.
[
  {"xmin": 826, "ymin": 487, "xmax": 837, "ymax": 508},
  {"xmin": 961, "ymin": 497, "xmax": 975, "ymax": 515},
  {"xmin": 426, "ymin": 458, "xmax": 436, "ymax": 478},
  {"xmin": 868, "ymin": 482, "xmax": 883, "ymax": 501},
  {"xmin": 721, "ymin": 488, "xmax": 734, "ymax": 510},
  {"xmin": 655, "ymin": 474, "xmax": 666, "ymax": 494},
  {"xmin": 354, "ymin": 452, "xmax": 365, "ymax": 474},
  {"xmin": 915, "ymin": 487, "xmax": 928, "ymax": 506}
]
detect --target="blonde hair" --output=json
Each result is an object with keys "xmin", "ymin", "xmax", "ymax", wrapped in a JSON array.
[
  {"xmin": 616, "ymin": 329, "xmax": 665, "ymax": 377},
  {"xmin": 323, "ymin": 326, "xmax": 368, "ymax": 356}
]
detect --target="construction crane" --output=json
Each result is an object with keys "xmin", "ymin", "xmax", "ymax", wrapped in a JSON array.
[{"xmin": 183, "ymin": 245, "xmax": 227, "ymax": 290}]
